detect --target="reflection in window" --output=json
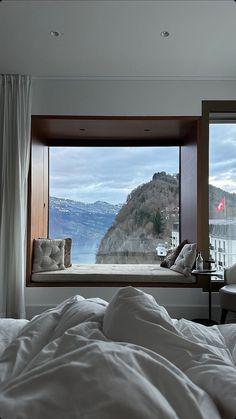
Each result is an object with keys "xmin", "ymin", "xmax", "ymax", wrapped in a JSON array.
[
  {"xmin": 209, "ymin": 123, "xmax": 236, "ymax": 269},
  {"xmin": 49, "ymin": 147, "xmax": 179, "ymax": 264}
]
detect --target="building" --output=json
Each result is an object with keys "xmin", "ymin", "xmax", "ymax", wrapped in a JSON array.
[
  {"xmin": 209, "ymin": 220, "xmax": 236, "ymax": 269},
  {"xmin": 171, "ymin": 222, "xmax": 180, "ymax": 249}
]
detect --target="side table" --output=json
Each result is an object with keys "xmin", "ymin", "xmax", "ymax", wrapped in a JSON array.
[{"xmin": 191, "ymin": 270, "xmax": 224, "ymax": 326}]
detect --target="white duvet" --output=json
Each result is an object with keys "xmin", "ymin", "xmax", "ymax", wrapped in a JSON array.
[{"xmin": 0, "ymin": 287, "xmax": 235, "ymax": 419}]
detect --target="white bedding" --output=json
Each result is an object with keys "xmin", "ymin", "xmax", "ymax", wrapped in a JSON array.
[
  {"xmin": 0, "ymin": 318, "xmax": 28, "ymax": 356},
  {"xmin": 0, "ymin": 287, "xmax": 235, "ymax": 419}
]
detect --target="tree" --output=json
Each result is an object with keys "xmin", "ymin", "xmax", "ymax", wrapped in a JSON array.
[{"xmin": 152, "ymin": 210, "xmax": 165, "ymax": 235}]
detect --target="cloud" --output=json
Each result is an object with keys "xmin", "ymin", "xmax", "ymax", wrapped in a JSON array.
[
  {"xmin": 50, "ymin": 146, "xmax": 179, "ymax": 203},
  {"xmin": 50, "ymin": 123, "xmax": 236, "ymax": 203},
  {"xmin": 209, "ymin": 123, "xmax": 236, "ymax": 192}
]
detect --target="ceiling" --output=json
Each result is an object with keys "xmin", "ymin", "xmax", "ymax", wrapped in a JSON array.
[{"xmin": 0, "ymin": 0, "xmax": 236, "ymax": 80}]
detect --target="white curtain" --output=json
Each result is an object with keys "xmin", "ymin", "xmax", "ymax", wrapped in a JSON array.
[{"xmin": 0, "ymin": 75, "xmax": 32, "ymax": 318}]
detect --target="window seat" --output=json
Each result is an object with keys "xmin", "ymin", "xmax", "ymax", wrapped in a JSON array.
[{"xmin": 31, "ymin": 264, "xmax": 197, "ymax": 284}]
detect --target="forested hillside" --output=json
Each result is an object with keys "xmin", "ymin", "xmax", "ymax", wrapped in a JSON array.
[
  {"xmin": 96, "ymin": 174, "xmax": 236, "ymax": 264},
  {"xmin": 96, "ymin": 172, "xmax": 179, "ymax": 263}
]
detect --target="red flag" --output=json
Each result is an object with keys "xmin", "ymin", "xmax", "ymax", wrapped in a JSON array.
[{"xmin": 216, "ymin": 197, "xmax": 225, "ymax": 212}]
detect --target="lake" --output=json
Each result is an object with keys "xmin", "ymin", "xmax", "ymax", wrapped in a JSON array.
[{"xmin": 71, "ymin": 244, "xmax": 97, "ymax": 264}]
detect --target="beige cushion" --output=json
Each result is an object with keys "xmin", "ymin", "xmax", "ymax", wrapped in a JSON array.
[
  {"xmin": 64, "ymin": 238, "xmax": 72, "ymax": 268},
  {"xmin": 160, "ymin": 240, "xmax": 188, "ymax": 268},
  {"xmin": 32, "ymin": 239, "xmax": 65, "ymax": 273},
  {"xmin": 219, "ymin": 285, "xmax": 236, "ymax": 312},
  {"xmin": 224, "ymin": 263, "xmax": 236, "ymax": 285},
  {"xmin": 170, "ymin": 243, "xmax": 197, "ymax": 277}
]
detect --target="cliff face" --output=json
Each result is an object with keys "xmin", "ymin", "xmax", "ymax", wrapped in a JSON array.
[{"xmin": 96, "ymin": 172, "xmax": 179, "ymax": 264}]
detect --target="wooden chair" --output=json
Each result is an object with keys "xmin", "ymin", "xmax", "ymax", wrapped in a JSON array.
[{"xmin": 219, "ymin": 263, "xmax": 236, "ymax": 323}]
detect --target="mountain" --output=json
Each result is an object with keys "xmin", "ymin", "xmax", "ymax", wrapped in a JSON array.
[
  {"xmin": 96, "ymin": 172, "xmax": 179, "ymax": 264},
  {"xmin": 49, "ymin": 197, "xmax": 121, "ymax": 261},
  {"xmin": 49, "ymin": 176, "xmax": 235, "ymax": 265},
  {"xmin": 96, "ymin": 174, "xmax": 236, "ymax": 264}
]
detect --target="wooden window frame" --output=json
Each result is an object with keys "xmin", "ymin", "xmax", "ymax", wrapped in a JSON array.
[
  {"xmin": 201, "ymin": 100, "xmax": 236, "ymax": 272},
  {"xmin": 27, "ymin": 115, "xmax": 202, "ymax": 288}
]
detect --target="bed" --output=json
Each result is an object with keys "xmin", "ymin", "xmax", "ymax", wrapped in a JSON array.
[{"xmin": 0, "ymin": 286, "xmax": 235, "ymax": 419}]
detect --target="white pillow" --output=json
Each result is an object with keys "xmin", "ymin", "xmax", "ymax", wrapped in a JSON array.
[
  {"xmin": 103, "ymin": 286, "xmax": 176, "ymax": 343},
  {"xmin": 170, "ymin": 243, "xmax": 197, "ymax": 277},
  {"xmin": 32, "ymin": 239, "xmax": 66, "ymax": 273}
]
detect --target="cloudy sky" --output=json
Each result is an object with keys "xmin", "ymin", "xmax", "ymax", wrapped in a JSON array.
[
  {"xmin": 49, "ymin": 123, "xmax": 236, "ymax": 204},
  {"xmin": 49, "ymin": 146, "xmax": 179, "ymax": 204},
  {"xmin": 209, "ymin": 123, "xmax": 236, "ymax": 193}
]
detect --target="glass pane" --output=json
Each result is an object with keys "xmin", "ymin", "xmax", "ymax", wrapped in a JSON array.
[
  {"xmin": 209, "ymin": 123, "xmax": 236, "ymax": 269},
  {"xmin": 49, "ymin": 146, "xmax": 179, "ymax": 264}
]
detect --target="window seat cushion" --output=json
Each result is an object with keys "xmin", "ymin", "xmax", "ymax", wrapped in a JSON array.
[
  {"xmin": 32, "ymin": 239, "xmax": 65, "ymax": 273},
  {"xmin": 31, "ymin": 264, "xmax": 197, "ymax": 283}
]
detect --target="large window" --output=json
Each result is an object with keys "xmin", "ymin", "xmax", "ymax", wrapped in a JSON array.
[
  {"xmin": 28, "ymin": 115, "xmax": 199, "ymax": 286},
  {"xmin": 209, "ymin": 122, "xmax": 236, "ymax": 269},
  {"xmin": 49, "ymin": 146, "xmax": 179, "ymax": 265}
]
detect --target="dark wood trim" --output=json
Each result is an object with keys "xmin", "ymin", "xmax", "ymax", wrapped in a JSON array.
[
  {"xmin": 26, "ymin": 279, "xmax": 224, "ymax": 291},
  {"xmin": 202, "ymin": 100, "xmax": 236, "ymax": 113},
  {"xmin": 198, "ymin": 112, "xmax": 208, "ymax": 263},
  {"xmin": 27, "ymin": 123, "xmax": 49, "ymax": 286},
  {"xmin": 180, "ymin": 121, "xmax": 199, "ymax": 245},
  {"xmin": 31, "ymin": 115, "xmax": 200, "ymax": 144},
  {"xmin": 27, "ymin": 281, "xmax": 201, "ymax": 288},
  {"xmin": 49, "ymin": 138, "xmax": 183, "ymax": 147}
]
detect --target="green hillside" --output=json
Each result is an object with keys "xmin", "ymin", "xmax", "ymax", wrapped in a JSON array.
[{"xmin": 96, "ymin": 172, "xmax": 179, "ymax": 263}]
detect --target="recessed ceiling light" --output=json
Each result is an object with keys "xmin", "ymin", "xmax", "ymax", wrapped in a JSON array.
[
  {"xmin": 50, "ymin": 30, "xmax": 62, "ymax": 37},
  {"xmin": 160, "ymin": 31, "xmax": 170, "ymax": 38}
]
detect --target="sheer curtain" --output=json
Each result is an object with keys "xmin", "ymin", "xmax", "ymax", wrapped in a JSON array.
[{"xmin": 0, "ymin": 75, "xmax": 32, "ymax": 318}]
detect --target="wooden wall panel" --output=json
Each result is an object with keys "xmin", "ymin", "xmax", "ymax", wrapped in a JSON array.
[
  {"xmin": 31, "ymin": 141, "xmax": 48, "ymax": 238},
  {"xmin": 180, "ymin": 134, "xmax": 198, "ymax": 245},
  {"xmin": 26, "ymin": 123, "xmax": 48, "ymax": 285}
]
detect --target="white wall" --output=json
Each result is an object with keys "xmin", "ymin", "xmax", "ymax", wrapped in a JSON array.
[
  {"xmin": 32, "ymin": 79, "xmax": 236, "ymax": 116},
  {"xmin": 26, "ymin": 78, "xmax": 236, "ymax": 320},
  {"xmin": 26, "ymin": 285, "xmax": 220, "ymax": 323}
]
